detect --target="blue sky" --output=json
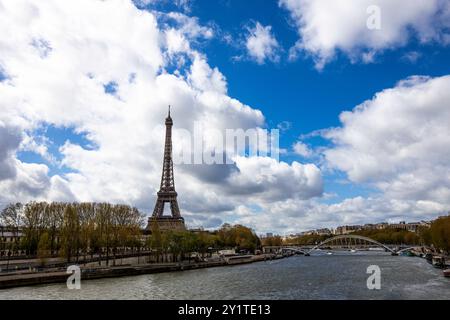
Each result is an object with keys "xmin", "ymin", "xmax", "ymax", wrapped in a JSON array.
[
  {"xmin": 1, "ymin": 0, "xmax": 450, "ymax": 233},
  {"xmin": 137, "ymin": 0, "xmax": 450, "ymax": 207}
]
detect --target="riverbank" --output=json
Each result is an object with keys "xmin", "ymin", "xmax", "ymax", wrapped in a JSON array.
[{"xmin": 0, "ymin": 253, "xmax": 287, "ymax": 290}]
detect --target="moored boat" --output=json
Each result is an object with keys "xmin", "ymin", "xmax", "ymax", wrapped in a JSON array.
[
  {"xmin": 432, "ymin": 256, "xmax": 445, "ymax": 269},
  {"xmin": 224, "ymin": 255, "xmax": 254, "ymax": 265},
  {"xmin": 443, "ymin": 269, "xmax": 450, "ymax": 278},
  {"xmin": 368, "ymin": 247, "xmax": 385, "ymax": 251},
  {"xmin": 400, "ymin": 250, "xmax": 415, "ymax": 257}
]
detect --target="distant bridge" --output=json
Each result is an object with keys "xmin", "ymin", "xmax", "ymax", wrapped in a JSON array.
[
  {"xmin": 264, "ymin": 235, "xmax": 430, "ymax": 256},
  {"xmin": 307, "ymin": 235, "xmax": 396, "ymax": 255}
]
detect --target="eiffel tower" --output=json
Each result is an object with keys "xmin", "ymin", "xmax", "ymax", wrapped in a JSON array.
[{"xmin": 147, "ymin": 106, "xmax": 185, "ymax": 232}]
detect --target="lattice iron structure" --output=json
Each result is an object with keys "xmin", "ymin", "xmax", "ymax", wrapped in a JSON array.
[{"xmin": 147, "ymin": 106, "xmax": 185, "ymax": 231}]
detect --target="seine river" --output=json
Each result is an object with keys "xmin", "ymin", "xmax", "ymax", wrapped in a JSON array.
[{"xmin": 0, "ymin": 252, "xmax": 449, "ymax": 300}]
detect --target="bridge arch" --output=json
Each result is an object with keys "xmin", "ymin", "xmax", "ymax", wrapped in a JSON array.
[
  {"xmin": 396, "ymin": 247, "xmax": 417, "ymax": 254},
  {"xmin": 396, "ymin": 246, "xmax": 431, "ymax": 254},
  {"xmin": 307, "ymin": 235, "xmax": 396, "ymax": 255}
]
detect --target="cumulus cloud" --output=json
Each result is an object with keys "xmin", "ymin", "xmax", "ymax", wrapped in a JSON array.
[
  {"xmin": 0, "ymin": 0, "xmax": 322, "ymax": 229},
  {"xmin": 1, "ymin": 0, "xmax": 448, "ymax": 234},
  {"xmin": 160, "ymin": 12, "xmax": 215, "ymax": 62},
  {"xmin": 323, "ymin": 75, "xmax": 450, "ymax": 211},
  {"xmin": 226, "ymin": 156, "xmax": 323, "ymax": 201},
  {"xmin": 245, "ymin": 22, "xmax": 280, "ymax": 64},
  {"xmin": 292, "ymin": 141, "xmax": 312, "ymax": 158},
  {"xmin": 188, "ymin": 55, "xmax": 228, "ymax": 94},
  {"xmin": 163, "ymin": 12, "xmax": 214, "ymax": 40},
  {"xmin": 233, "ymin": 195, "xmax": 448, "ymax": 235},
  {"xmin": 0, "ymin": 123, "xmax": 21, "ymax": 180},
  {"xmin": 279, "ymin": 0, "xmax": 450, "ymax": 68},
  {"xmin": 232, "ymin": 74, "xmax": 450, "ymax": 234}
]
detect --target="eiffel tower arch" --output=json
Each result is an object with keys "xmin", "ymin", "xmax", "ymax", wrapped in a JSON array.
[{"xmin": 146, "ymin": 106, "xmax": 186, "ymax": 232}]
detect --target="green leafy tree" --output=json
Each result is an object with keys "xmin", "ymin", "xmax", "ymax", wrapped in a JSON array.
[
  {"xmin": 217, "ymin": 224, "xmax": 260, "ymax": 252},
  {"xmin": 60, "ymin": 205, "xmax": 80, "ymax": 263},
  {"xmin": 0, "ymin": 203, "xmax": 23, "ymax": 239},
  {"xmin": 430, "ymin": 216, "xmax": 450, "ymax": 253},
  {"xmin": 0, "ymin": 203, "xmax": 23, "ymax": 267},
  {"xmin": 37, "ymin": 232, "xmax": 51, "ymax": 266},
  {"xmin": 22, "ymin": 202, "xmax": 45, "ymax": 255},
  {"xmin": 418, "ymin": 226, "xmax": 432, "ymax": 245},
  {"xmin": 149, "ymin": 220, "xmax": 163, "ymax": 262},
  {"xmin": 262, "ymin": 236, "xmax": 283, "ymax": 247}
]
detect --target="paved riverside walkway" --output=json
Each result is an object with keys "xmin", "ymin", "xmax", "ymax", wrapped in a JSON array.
[
  {"xmin": 0, "ymin": 251, "xmax": 154, "ymax": 273},
  {"xmin": 0, "ymin": 254, "xmax": 284, "ymax": 289}
]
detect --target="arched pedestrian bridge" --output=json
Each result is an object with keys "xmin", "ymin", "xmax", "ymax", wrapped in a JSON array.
[
  {"xmin": 264, "ymin": 235, "xmax": 427, "ymax": 256},
  {"xmin": 305, "ymin": 234, "xmax": 396, "ymax": 255}
]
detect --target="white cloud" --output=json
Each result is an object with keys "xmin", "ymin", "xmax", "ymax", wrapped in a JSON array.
[
  {"xmin": 0, "ymin": 123, "xmax": 21, "ymax": 180},
  {"xmin": 187, "ymin": 55, "xmax": 227, "ymax": 94},
  {"xmin": 323, "ymin": 75, "xmax": 450, "ymax": 207},
  {"xmin": 279, "ymin": 0, "xmax": 450, "ymax": 68},
  {"xmin": 134, "ymin": 0, "xmax": 192, "ymax": 13},
  {"xmin": 245, "ymin": 22, "xmax": 280, "ymax": 64},
  {"xmin": 160, "ymin": 12, "xmax": 215, "ymax": 58},
  {"xmin": 226, "ymin": 156, "xmax": 323, "ymax": 202},
  {"xmin": 233, "ymin": 74, "xmax": 450, "ymax": 234},
  {"xmin": 0, "ymin": 0, "xmax": 322, "ymax": 230},
  {"xmin": 7, "ymin": 0, "xmax": 446, "ymax": 234},
  {"xmin": 164, "ymin": 12, "xmax": 214, "ymax": 40},
  {"xmin": 292, "ymin": 141, "xmax": 312, "ymax": 158},
  {"xmin": 277, "ymin": 121, "xmax": 291, "ymax": 132},
  {"xmin": 401, "ymin": 51, "xmax": 422, "ymax": 63},
  {"xmin": 164, "ymin": 28, "xmax": 191, "ymax": 55},
  {"xmin": 234, "ymin": 195, "xmax": 447, "ymax": 235}
]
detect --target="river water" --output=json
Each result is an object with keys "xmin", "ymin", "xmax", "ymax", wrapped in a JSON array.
[{"xmin": 0, "ymin": 252, "xmax": 449, "ymax": 300}]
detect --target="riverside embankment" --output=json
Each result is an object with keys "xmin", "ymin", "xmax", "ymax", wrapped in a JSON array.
[{"xmin": 0, "ymin": 253, "xmax": 286, "ymax": 289}]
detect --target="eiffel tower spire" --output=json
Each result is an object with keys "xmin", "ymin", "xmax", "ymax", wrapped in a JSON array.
[{"xmin": 148, "ymin": 106, "xmax": 185, "ymax": 231}]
